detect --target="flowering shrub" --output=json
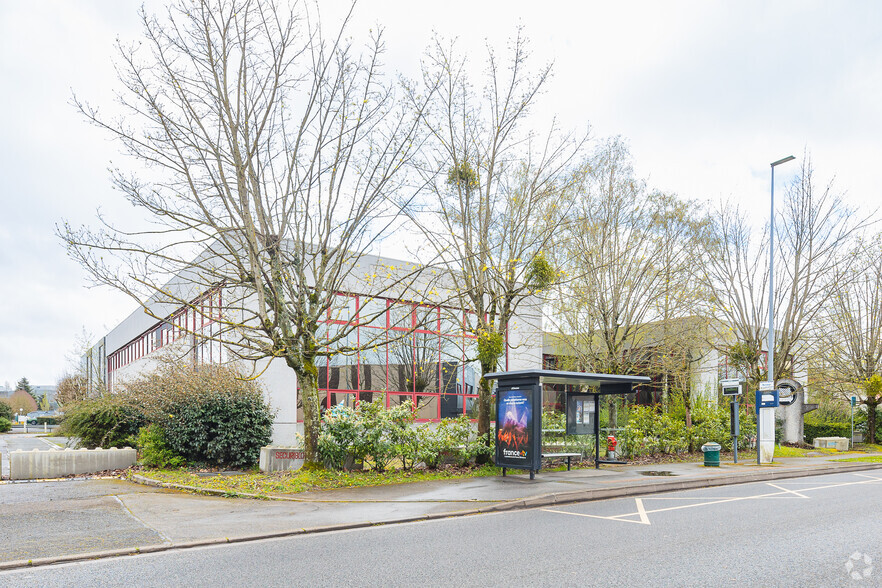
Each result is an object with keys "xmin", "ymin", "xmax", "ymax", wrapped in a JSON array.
[{"xmin": 318, "ymin": 400, "xmax": 488, "ymax": 471}]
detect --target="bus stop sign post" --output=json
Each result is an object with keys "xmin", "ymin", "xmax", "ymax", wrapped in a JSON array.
[
  {"xmin": 756, "ymin": 387, "xmax": 780, "ymax": 465},
  {"xmin": 851, "ymin": 396, "xmax": 857, "ymax": 449},
  {"xmin": 721, "ymin": 379, "xmax": 742, "ymax": 463}
]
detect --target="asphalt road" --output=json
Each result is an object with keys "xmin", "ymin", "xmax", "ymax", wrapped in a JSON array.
[
  {"xmin": 2, "ymin": 471, "xmax": 879, "ymax": 587},
  {"xmin": 0, "ymin": 478, "xmax": 167, "ymax": 563}
]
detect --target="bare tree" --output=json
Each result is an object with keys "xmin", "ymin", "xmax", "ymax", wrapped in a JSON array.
[
  {"xmin": 704, "ymin": 155, "xmax": 870, "ymax": 390},
  {"xmin": 59, "ymin": 0, "xmax": 436, "ymax": 464},
  {"xmin": 812, "ymin": 235, "xmax": 882, "ymax": 442},
  {"xmin": 406, "ymin": 31, "xmax": 589, "ymax": 457},
  {"xmin": 549, "ymin": 138, "xmax": 708, "ymax": 427}
]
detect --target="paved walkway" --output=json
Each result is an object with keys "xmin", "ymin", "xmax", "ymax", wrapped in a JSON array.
[{"xmin": 1, "ymin": 449, "xmax": 880, "ymax": 571}]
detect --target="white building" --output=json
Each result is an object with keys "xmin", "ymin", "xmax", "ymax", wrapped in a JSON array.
[{"xmin": 86, "ymin": 252, "xmax": 544, "ymax": 445}]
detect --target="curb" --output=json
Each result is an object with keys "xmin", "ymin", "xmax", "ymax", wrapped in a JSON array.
[
  {"xmin": 2, "ymin": 461, "xmax": 880, "ymax": 572},
  {"xmin": 472, "ymin": 461, "xmax": 882, "ymax": 513}
]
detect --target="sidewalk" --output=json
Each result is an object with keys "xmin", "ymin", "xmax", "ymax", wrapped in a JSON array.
[{"xmin": 2, "ymin": 452, "xmax": 880, "ymax": 571}]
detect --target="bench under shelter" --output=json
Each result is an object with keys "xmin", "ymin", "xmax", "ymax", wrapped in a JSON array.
[{"xmin": 485, "ymin": 369, "xmax": 651, "ymax": 479}]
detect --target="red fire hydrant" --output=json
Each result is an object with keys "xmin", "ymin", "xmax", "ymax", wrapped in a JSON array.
[{"xmin": 607, "ymin": 435, "xmax": 617, "ymax": 452}]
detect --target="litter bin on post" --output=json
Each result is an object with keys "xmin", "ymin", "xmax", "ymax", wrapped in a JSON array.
[{"xmin": 701, "ymin": 442, "xmax": 721, "ymax": 467}]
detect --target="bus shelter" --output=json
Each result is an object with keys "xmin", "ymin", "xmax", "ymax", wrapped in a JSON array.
[{"xmin": 484, "ymin": 369, "xmax": 651, "ymax": 478}]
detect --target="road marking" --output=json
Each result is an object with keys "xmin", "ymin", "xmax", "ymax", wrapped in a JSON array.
[
  {"xmin": 854, "ymin": 472, "xmax": 882, "ymax": 481},
  {"xmin": 541, "ymin": 508, "xmax": 648, "ymax": 524},
  {"xmin": 634, "ymin": 498, "xmax": 650, "ymax": 525},
  {"xmin": 766, "ymin": 482, "xmax": 809, "ymax": 498},
  {"xmin": 540, "ymin": 472, "xmax": 882, "ymax": 525}
]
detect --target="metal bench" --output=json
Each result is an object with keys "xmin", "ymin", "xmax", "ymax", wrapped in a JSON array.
[
  {"xmin": 541, "ymin": 452, "xmax": 582, "ymax": 471},
  {"xmin": 501, "ymin": 451, "xmax": 582, "ymax": 479}
]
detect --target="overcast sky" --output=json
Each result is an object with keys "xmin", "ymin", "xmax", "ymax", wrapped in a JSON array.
[{"xmin": 1, "ymin": 0, "xmax": 880, "ymax": 387}]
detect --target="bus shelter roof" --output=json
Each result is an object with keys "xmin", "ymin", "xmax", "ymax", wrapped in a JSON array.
[{"xmin": 484, "ymin": 369, "xmax": 650, "ymax": 392}]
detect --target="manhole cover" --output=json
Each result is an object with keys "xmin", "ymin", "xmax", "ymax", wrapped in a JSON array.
[{"xmin": 638, "ymin": 470, "xmax": 676, "ymax": 476}]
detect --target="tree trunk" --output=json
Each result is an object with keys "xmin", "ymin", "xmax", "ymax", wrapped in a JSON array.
[
  {"xmin": 296, "ymin": 359, "xmax": 323, "ymax": 468},
  {"xmin": 683, "ymin": 387, "xmax": 694, "ymax": 451},
  {"xmin": 476, "ymin": 373, "xmax": 494, "ymax": 465},
  {"xmin": 867, "ymin": 399, "xmax": 879, "ymax": 445}
]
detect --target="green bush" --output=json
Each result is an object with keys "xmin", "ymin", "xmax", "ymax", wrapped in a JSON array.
[
  {"xmin": 804, "ymin": 421, "xmax": 851, "ymax": 443},
  {"xmin": 318, "ymin": 399, "xmax": 415, "ymax": 472},
  {"xmin": 623, "ymin": 401, "xmax": 755, "ymax": 457},
  {"xmin": 0, "ymin": 417, "xmax": 11, "ymax": 433},
  {"xmin": 159, "ymin": 387, "xmax": 273, "ymax": 469},
  {"xmin": 59, "ymin": 397, "xmax": 145, "ymax": 449},
  {"xmin": 318, "ymin": 400, "xmax": 488, "ymax": 471},
  {"xmin": 418, "ymin": 415, "xmax": 487, "ymax": 468},
  {"xmin": 624, "ymin": 405, "xmax": 688, "ymax": 457},
  {"xmin": 137, "ymin": 424, "xmax": 187, "ymax": 468},
  {"xmin": 0, "ymin": 401, "xmax": 13, "ymax": 421},
  {"xmin": 124, "ymin": 364, "xmax": 274, "ymax": 469}
]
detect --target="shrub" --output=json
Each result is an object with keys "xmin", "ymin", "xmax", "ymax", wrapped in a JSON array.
[
  {"xmin": 59, "ymin": 396, "xmax": 146, "ymax": 448},
  {"xmin": 0, "ymin": 401, "xmax": 13, "ymax": 421},
  {"xmin": 624, "ymin": 406, "xmax": 688, "ymax": 457},
  {"xmin": 318, "ymin": 399, "xmax": 416, "ymax": 472},
  {"xmin": 0, "ymin": 417, "xmax": 11, "ymax": 433},
  {"xmin": 318, "ymin": 404, "xmax": 361, "ymax": 470},
  {"xmin": 137, "ymin": 424, "xmax": 186, "ymax": 468},
  {"xmin": 318, "ymin": 400, "xmax": 489, "ymax": 471},
  {"xmin": 804, "ymin": 421, "xmax": 851, "ymax": 443},
  {"xmin": 418, "ymin": 415, "xmax": 486, "ymax": 468},
  {"xmin": 126, "ymin": 365, "xmax": 274, "ymax": 469}
]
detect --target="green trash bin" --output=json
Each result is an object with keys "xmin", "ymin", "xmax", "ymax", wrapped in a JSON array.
[{"xmin": 701, "ymin": 442, "xmax": 721, "ymax": 467}]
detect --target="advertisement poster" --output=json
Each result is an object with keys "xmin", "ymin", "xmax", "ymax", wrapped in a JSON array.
[{"xmin": 497, "ymin": 389, "xmax": 533, "ymax": 465}]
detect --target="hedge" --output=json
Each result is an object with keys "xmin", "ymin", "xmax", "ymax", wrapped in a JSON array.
[{"xmin": 803, "ymin": 421, "xmax": 851, "ymax": 443}]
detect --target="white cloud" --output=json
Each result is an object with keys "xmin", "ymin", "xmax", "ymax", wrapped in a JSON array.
[{"xmin": 1, "ymin": 0, "xmax": 880, "ymax": 383}]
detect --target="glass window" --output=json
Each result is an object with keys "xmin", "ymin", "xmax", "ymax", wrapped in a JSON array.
[
  {"xmin": 328, "ymin": 392, "xmax": 355, "ymax": 411},
  {"xmin": 358, "ymin": 297, "xmax": 387, "ymax": 328},
  {"xmin": 415, "ymin": 306, "xmax": 438, "ymax": 332},
  {"xmin": 389, "ymin": 302, "xmax": 413, "ymax": 331},
  {"xmin": 413, "ymin": 332, "xmax": 439, "ymax": 394},
  {"xmin": 465, "ymin": 396, "xmax": 478, "ymax": 419},
  {"xmin": 357, "ymin": 391, "xmax": 382, "ymax": 405},
  {"xmin": 389, "ymin": 393, "xmax": 414, "ymax": 409},
  {"xmin": 328, "ymin": 325, "xmax": 357, "ymax": 390},
  {"xmin": 329, "ymin": 294, "xmax": 357, "ymax": 324},
  {"xmin": 463, "ymin": 360, "xmax": 480, "ymax": 396},
  {"xmin": 416, "ymin": 395, "xmax": 438, "ymax": 420},
  {"xmin": 440, "ymin": 392, "xmax": 463, "ymax": 418},
  {"xmin": 359, "ymin": 335, "xmax": 387, "ymax": 392},
  {"xmin": 439, "ymin": 309, "xmax": 462, "ymax": 337},
  {"xmin": 388, "ymin": 334, "xmax": 413, "ymax": 392}
]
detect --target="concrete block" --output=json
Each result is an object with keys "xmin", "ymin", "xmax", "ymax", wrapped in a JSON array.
[
  {"xmin": 259, "ymin": 446, "xmax": 304, "ymax": 473},
  {"xmin": 9, "ymin": 447, "xmax": 136, "ymax": 480},
  {"xmin": 813, "ymin": 437, "xmax": 849, "ymax": 451}
]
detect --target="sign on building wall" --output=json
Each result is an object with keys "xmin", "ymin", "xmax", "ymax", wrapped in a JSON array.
[{"xmin": 495, "ymin": 385, "xmax": 541, "ymax": 472}]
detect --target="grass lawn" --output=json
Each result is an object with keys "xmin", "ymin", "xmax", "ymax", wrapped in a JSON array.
[
  {"xmin": 836, "ymin": 455, "xmax": 882, "ymax": 463},
  {"xmin": 130, "ymin": 464, "xmax": 504, "ymax": 497}
]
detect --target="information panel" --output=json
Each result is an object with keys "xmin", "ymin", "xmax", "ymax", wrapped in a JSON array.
[
  {"xmin": 566, "ymin": 393, "xmax": 596, "ymax": 435},
  {"xmin": 495, "ymin": 385, "xmax": 541, "ymax": 472}
]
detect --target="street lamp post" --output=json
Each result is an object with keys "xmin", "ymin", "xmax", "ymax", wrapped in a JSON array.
[{"xmin": 761, "ymin": 154, "xmax": 795, "ymax": 465}]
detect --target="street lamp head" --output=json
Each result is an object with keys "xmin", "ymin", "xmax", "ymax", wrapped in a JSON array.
[{"xmin": 771, "ymin": 155, "xmax": 796, "ymax": 167}]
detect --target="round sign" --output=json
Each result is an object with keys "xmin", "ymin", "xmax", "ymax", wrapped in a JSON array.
[{"xmin": 776, "ymin": 378, "xmax": 802, "ymax": 406}]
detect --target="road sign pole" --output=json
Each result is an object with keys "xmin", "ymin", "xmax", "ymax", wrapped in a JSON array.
[
  {"xmin": 732, "ymin": 399, "xmax": 739, "ymax": 464},
  {"xmin": 851, "ymin": 396, "xmax": 856, "ymax": 449}
]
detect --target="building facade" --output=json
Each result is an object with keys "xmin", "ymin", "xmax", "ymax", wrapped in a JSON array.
[{"xmin": 85, "ymin": 254, "xmax": 544, "ymax": 445}]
